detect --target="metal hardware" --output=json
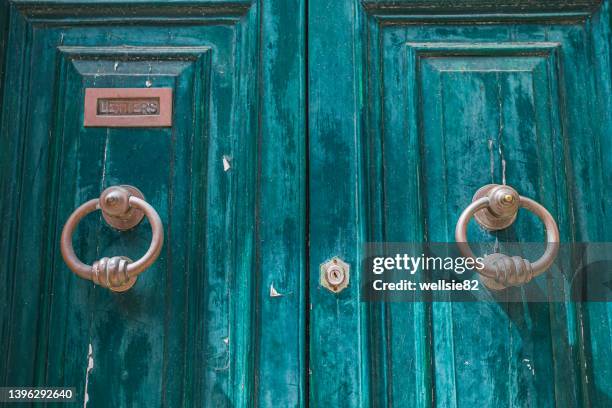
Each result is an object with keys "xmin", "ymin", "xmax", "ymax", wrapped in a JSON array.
[
  {"xmin": 471, "ymin": 184, "xmax": 519, "ymax": 230},
  {"xmin": 100, "ymin": 185, "xmax": 145, "ymax": 230},
  {"xmin": 60, "ymin": 185, "xmax": 164, "ymax": 292},
  {"xmin": 84, "ymin": 88, "xmax": 173, "ymax": 127},
  {"xmin": 321, "ymin": 257, "xmax": 350, "ymax": 293},
  {"xmin": 455, "ymin": 184, "xmax": 559, "ymax": 290}
]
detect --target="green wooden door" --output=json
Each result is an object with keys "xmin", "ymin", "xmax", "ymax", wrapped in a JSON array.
[
  {"xmin": 308, "ymin": 0, "xmax": 611, "ymax": 407},
  {"xmin": 1, "ymin": 0, "xmax": 611, "ymax": 407},
  {"xmin": 0, "ymin": 0, "xmax": 305, "ymax": 406}
]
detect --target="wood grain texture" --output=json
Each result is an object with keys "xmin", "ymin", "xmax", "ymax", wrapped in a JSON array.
[
  {"xmin": 308, "ymin": 0, "xmax": 370, "ymax": 406},
  {"xmin": 0, "ymin": 0, "xmax": 8, "ymax": 118},
  {"xmin": 0, "ymin": 1, "xmax": 305, "ymax": 406},
  {"xmin": 1, "ymin": 0, "xmax": 610, "ymax": 407},
  {"xmin": 254, "ymin": 0, "xmax": 307, "ymax": 406}
]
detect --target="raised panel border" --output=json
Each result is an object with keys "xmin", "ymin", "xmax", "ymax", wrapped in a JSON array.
[
  {"xmin": 46, "ymin": 44, "xmax": 215, "ymax": 405},
  {"xmin": 362, "ymin": 0, "xmax": 602, "ymax": 19},
  {"xmin": 402, "ymin": 40, "xmax": 565, "ymax": 226},
  {"xmin": 11, "ymin": 0, "xmax": 251, "ymax": 24}
]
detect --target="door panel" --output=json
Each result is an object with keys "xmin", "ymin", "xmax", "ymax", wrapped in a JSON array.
[
  {"xmin": 309, "ymin": 0, "xmax": 611, "ymax": 407},
  {"xmin": 0, "ymin": 1, "xmax": 305, "ymax": 406}
]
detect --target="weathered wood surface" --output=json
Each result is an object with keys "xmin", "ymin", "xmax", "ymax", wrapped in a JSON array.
[
  {"xmin": 309, "ymin": 0, "xmax": 611, "ymax": 407},
  {"xmin": 0, "ymin": 1, "xmax": 305, "ymax": 406},
  {"xmin": 0, "ymin": 0, "xmax": 610, "ymax": 407}
]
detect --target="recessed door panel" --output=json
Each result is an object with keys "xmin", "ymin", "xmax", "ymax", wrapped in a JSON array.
[
  {"xmin": 2, "ymin": 17, "xmax": 249, "ymax": 406},
  {"xmin": 371, "ymin": 19, "xmax": 608, "ymax": 407}
]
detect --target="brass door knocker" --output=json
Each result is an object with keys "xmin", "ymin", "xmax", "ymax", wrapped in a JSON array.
[
  {"xmin": 60, "ymin": 185, "xmax": 164, "ymax": 292},
  {"xmin": 455, "ymin": 184, "xmax": 559, "ymax": 290}
]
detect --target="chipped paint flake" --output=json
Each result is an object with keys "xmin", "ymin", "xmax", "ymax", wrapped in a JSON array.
[
  {"xmin": 522, "ymin": 358, "xmax": 535, "ymax": 376},
  {"xmin": 269, "ymin": 283, "xmax": 282, "ymax": 297},
  {"xmin": 488, "ymin": 139, "xmax": 507, "ymax": 185},
  {"xmin": 222, "ymin": 155, "xmax": 232, "ymax": 172},
  {"xmin": 83, "ymin": 344, "xmax": 94, "ymax": 408},
  {"xmin": 488, "ymin": 139, "xmax": 495, "ymax": 183},
  {"xmin": 498, "ymin": 145, "xmax": 507, "ymax": 185}
]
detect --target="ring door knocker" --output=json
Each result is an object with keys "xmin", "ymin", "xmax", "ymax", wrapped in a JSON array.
[
  {"xmin": 455, "ymin": 184, "xmax": 560, "ymax": 290},
  {"xmin": 60, "ymin": 185, "xmax": 164, "ymax": 292}
]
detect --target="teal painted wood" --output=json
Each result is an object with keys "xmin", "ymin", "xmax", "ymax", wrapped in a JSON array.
[
  {"xmin": 0, "ymin": 3, "xmax": 8, "ymax": 349},
  {"xmin": 577, "ymin": 2, "xmax": 612, "ymax": 406},
  {"xmin": 308, "ymin": 0, "xmax": 371, "ymax": 407},
  {"xmin": 255, "ymin": 0, "xmax": 307, "ymax": 406},
  {"xmin": 0, "ymin": 0, "xmax": 8, "ymax": 121},
  {"xmin": 0, "ymin": 1, "xmax": 305, "ymax": 407},
  {"xmin": 310, "ymin": 0, "xmax": 611, "ymax": 407},
  {"xmin": 1, "ymin": 0, "xmax": 611, "ymax": 407}
]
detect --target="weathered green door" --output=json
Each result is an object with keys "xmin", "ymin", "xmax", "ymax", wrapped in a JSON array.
[
  {"xmin": 0, "ymin": 0, "xmax": 305, "ymax": 406},
  {"xmin": 1, "ymin": 0, "xmax": 611, "ymax": 407},
  {"xmin": 308, "ymin": 0, "xmax": 611, "ymax": 407}
]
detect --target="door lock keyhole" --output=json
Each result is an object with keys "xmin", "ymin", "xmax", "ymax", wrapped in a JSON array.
[
  {"xmin": 320, "ymin": 257, "xmax": 350, "ymax": 293},
  {"xmin": 326, "ymin": 265, "xmax": 345, "ymax": 286}
]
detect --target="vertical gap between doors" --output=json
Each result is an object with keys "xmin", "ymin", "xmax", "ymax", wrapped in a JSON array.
[{"xmin": 304, "ymin": 0, "xmax": 311, "ymax": 405}]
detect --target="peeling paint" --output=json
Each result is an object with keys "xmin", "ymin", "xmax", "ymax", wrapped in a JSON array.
[
  {"xmin": 493, "ymin": 237, "xmax": 500, "ymax": 253},
  {"xmin": 269, "ymin": 283, "xmax": 282, "ymax": 297},
  {"xmin": 144, "ymin": 64, "xmax": 154, "ymax": 88},
  {"xmin": 488, "ymin": 139, "xmax": 507, "ymax": 185},
  {"xmin": 496, "ymin": 78, "xmax": 506, "ymax": 185},
  {"xmin": 498, "ymin": 146, "xmax": 507, "ymax": 185},
  {"xmin": 222, "ymin": 155, "xmax": 232, "ymax": 172},
  {"xmin": 522, "ymin": 358, "xmax": 535, "ymax": 376},
  {"xmin": 83, "ymin": 344, "xmax": 94, "ymax": 408},
  {"xmin": 488, "ymin": 139, "xmax": 495, "ymax": 183}
]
